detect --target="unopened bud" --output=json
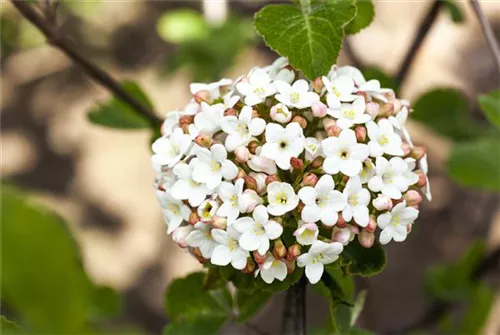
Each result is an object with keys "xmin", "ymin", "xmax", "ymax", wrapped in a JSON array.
[
  {"xmin": 253, "ymin": 251, "xmax": 266, "ymax": 264},
  {"xmin": 243, "ymin": 175, "xmax": 258, "ymax": 191},
  {"xmin": 366, "ymin": 215, "xmax": 377, "ymax": 233},
  {"xmin": 296, "ymin": 202, "xmax": 305, "ymax": 214},
  {"xmin": 265, "ymin": 174, "xmax": 280, "ymax": 185},
  {"xmin": 403, "ymin": 190, "xmax": 423, "ymax": 207},
  {"xmin": 403, "ymin": 142, "xmax": 412, "ymax": 156},
  {"xmin": 379, "ymin": 103, "xmax": 394, "ymax": 117},
  {"xmin": 290, "ymin": 157, "xmax": 304, "ymax": 170},
  {"xmin": 179, "ymin": 115, "xmax": 194, "ymax": 125},
  {"xmin": 416, "ymin": 170, "xmax": 428, "ymax": 188},
  {"xmin": 194, "ymin": 90, "xmax": 210, "ymax": 104},
  {"xmin": 237, "ymin": 168, "xmax": 247, "ymax": 179},
  {"xmin": 272, "ymin": 239, "xmax": 287, "ymax": 259},
  {"xmin": 302, "ymin": 173, "xmax": 318, "ymax": 187},
  {"xmin": 248, "ymin": 141, "xmax": 259, "ymax": 155},
  {"xmin": 212, "ymin": 216, "xmax": 227, "ymax": 229},
  {"xmin": 313, "ymin": 77, "xmax": 324, "ymax": 93},
  {"xmin": 287, "ymin": 244, "xmax": 301, "ymax": 261},
  {"xmin": 292, "ymin": 115, "xmax": 307, "ymax": 129},
  {"xmin": 336, "ymin": 215, "xmax": 347, "ymax": 228},
  {"xmin": 326, "ymin": 125, "xmax": 342, "ymax": 137},
  {"xmin": 180, "ymin": 123, "xmax": 190, "ymax": 133},
  {"xmin": 195, "ymin": 134, "xmax": 213, "ymax": 148},
  {"xmin": 323, "ymin": 118, "xmax": 336, "ymax": 130},
  {"xmin": 383, "ymin": 90, "xmax": 396, "ymax": 101},
  {"xmin": 242, "ymin": 258, "xmax": 256, "ymax": 274},
  {"xmin": 358, "ymin": 230, "xmax": 375, "ymax": 248},
  {"xmin": 311, "ymin": 102, "xmax": 327, "ymax": 118},
  {"xmin": 391, "ymin": 99, "xmax": 402, "ymax": 113},
  {"xmin": 252, "ymin": 109, "xmax": 260, "ymax": 118},
  {"xmin": 235, "ymin": 146, "xmax": 250, "ymax": 163},
  {"xmin": 249, "ymin": 172, "xmax": 267, "ymax": 195},
  {"xmin": 365, "ymin": 102, "xmax": 380, "ymax": 118},
  {"xmin": 189, "ymin": 211, "xmax": 200, "ymax": 225},
  {"xmin": 224, "ymin": 108, "xmax": 237, "ymax": 116},
  {"xmin": 356, "ymin": 91, "xmax": 368, "ymax": 101},
  {"xmin": 410, "ymin": 146, "xmax": 426, "ymax": 160},
  {"xmin": 172, "ymin": 226, "xmax": 193, "ymax": 248},
  {"xmin": 285, "ymin": 259, "xmax": 296, "ymax": 274},
  {"xmin": 311, "ymin": 156, "xmax": 324, "ymax": 168},
  {"xmin": 270, "ymin": 103, "xmax": 292, "ymax": 123},
  {"xmin": 355, "ymin": 126, "xmax": 367, "ymax": 142}
]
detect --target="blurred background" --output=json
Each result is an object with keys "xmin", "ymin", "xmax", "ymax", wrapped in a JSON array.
[{"xmin": 1, "ymin": 1, "xmax": 499, "ymax": 334}]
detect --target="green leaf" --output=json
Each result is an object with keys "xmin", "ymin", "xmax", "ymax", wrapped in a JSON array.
[
  {"xmin": 478, "ymin": 89, "xmax": 500, "ymax": 129},
  {"xmin": 448, "ymin": 138, "xmax": 500, "ymax": 191},
  {"xmin": 254, "ymin": 1, "xmax": 356, "ymax": 79},
  {"xmin": 314, "ymin": 267, "xmax": 354, "ymax": 304},
  {"xmin": 424, "ymin": 241, "xmax": 486, "ymax": 302},
  {"xmin": 157, "ymin": 9, "xmax": 209, "ymax": 43},
  {"xmin": 88, "ymin": 81, "xmax": 153, "ymax": 129},
  {"xmin": 350, "ymin": 290, "xmax": 367, "ymax": 326},
  {"xmin": 1, "ymin": 186, "xmax": 93, "ymax": 333},
  {"xmin": 236, "ymin": 290, "xmax": 273, "ymax": 323},
  {"xmin": 0, "ymin": 316, "xmax": 25, "ymax": 334},
  {"xmin": 341, "ymin": 240, "xmax": 386, "ymax": 277},
  {"xmin": 361, "ymin": 67, "xmax": 399, "ymax": 93},
  {"xmin": 164, "ymin": 272, "xmax": 231, "ymax": 322},
  {"xmin": 458, "ymin": 284, "xmax": 495, "ymax": 335},
  {"xmin": 412, "ymin": 89, "xmax": 484, "ymax": 141},
  {"xmin": 345, "ymin": 0, "xmax": 375, "ymax": 35},
  {"xmin": 332, "ymin": 303, "xmax": 352, "ymax": 334},
  {"xmin": 163, "ymin": 315, "xmax": 227, "ymax": 335},
  {"xmin": 443, "ymin": 0, "xmax": 465, "ymax": 23}
]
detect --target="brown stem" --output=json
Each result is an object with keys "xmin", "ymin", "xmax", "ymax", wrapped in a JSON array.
[
  {"xmin": 395, "ymin": 0, "xmax": 442, "ymax": 87},
  {"xmin": 10, "ymin": 1, "xmax": 161, "ymax": 126},
  {"xmin": 281, "ymin": 275, "xmax": 307, "ymax": 335},
  {"xmin": 469, "ymin": 0, "xmax": 500, "ymax": 73}
]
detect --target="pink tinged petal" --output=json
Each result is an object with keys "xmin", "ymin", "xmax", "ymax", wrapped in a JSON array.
[
  {"xmin": 377, "ymin": 212, "xmax": 391, "ymax": 229},
  {"xmin": 306, "ymin": 262, "xmax": 324, "ymax": 284},
  {"xmin": 239, "ymin": 231, "xmax": 260, "ymax": 251},
  {"xmin": 316, "ymin": 175, "xmax": 334, "ymax": 194},
  {"xmin": 231, "ymin": 249, "xmax": 248, "ymax": 270},
  {"xmin": 379, "ymin": 228, "xmax": 393, "ymax": 245},
  {"xmin": 298, "ymin": 187, "xmax": 317, "ymax": 205},
  {"xmin": 320, "ymin": 210, "xmax": 339, "ymax": 226},
  {"xmin": 341, "ymin": 159, "xmax": 362, "ymax": 177},
  {"xmin": 382, "ymin": 186, "xmax": 402, "ymax": 200},
  {"xmin": 265, "ymin": 221, "xmax": 283, "ymax": 240},
  {"xmin": 211, "ymin": 229, "xmax": 229, "ymax": 245},
  {"xmin": 233, "ymin": 217, "xmax": 255, "ymax": 233},
  {"xmin": 302, "ymin": 205, "xmax": 321, "ymax": 223},
  {"xmin": 211, "ymin": 245, "xmax": 231, "ymax": 266},
  {"xmin": 323, "ymin": 157, "xmax": 341, "ymax": 174},
  {"xmin": 368, "ymin": 176, "xmax": 383, "ymax": 192},
  {"xmin": 272, "ymin": 261, "xmax": 288, "ymax": 281},
  {"xmin": 250, "ymin": 118, "xmax": 266, "ymax": 136},
  {"xmin": 353, "ymin": 206, "xmax": 369, "ymax": 227},
  {"xmin": 222, "ymin": 160, "xmax": 238, "ymax": 180}
]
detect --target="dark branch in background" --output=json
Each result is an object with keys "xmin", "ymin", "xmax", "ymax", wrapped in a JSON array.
[
  {"xmin": 281, "ymin": 275, "xmax": 307, "ymax": 335},
  {"xmin": 10, "ymin": 0, "xmax": 162, "ymax": 126},
  {"xmin": 395, "ymin": 0, "xmax": 442, "ymax": 87},
  {"xmin": 343, "ymin": 39, "xmax": 362, "ymax": 69},
  {"xmin": 469, "ymin": 0, "xmax": 500, "ymax": 73},
  {"xmin": 386, "ymin": 246, "xmax": 500, "ymax": 335}
]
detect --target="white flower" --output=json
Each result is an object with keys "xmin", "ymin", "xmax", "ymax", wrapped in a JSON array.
[
  {"xmin": 191, "ymin": 102, "xmax": 225, "ymax": 136},
  {"xmin": 388, "ymin": 106, "xmax": 409, "ymax": 132},
  {"xmin": 366, "ymin": 119, "xmax": 404, "ymax": 157},
  {"xmin": 368, "ymin": 156, "xmax": 411, "ymax": 199},
  {"xmin": 298, "ymin": 175, "xmax": 346, "ymax": 226},
  {"xmin": 248, "ymin": 154, "xmax": 278, "ymax": 175},
  {"xmin": 297, "ymin": 240, "xmax": 343, "ymax": 284},
  {"xmin": 275, "ymin": 80, "xmax": 319, "ymax": 109},
  {"xmin": 357, "ymin": 79, "xmax": 392, "ymax": 102},
  {"xmin": 328, "ymin": 97, "xmax": 371, "ymax": 129},
  {"xmin": 332, "ymin": 226, "xmax": 358, "ymax": 246},
  {"xmin": 185, "ymin": 222, "xmax": 218, "ymax": 258},
  {"xmin": 211, "ymin": 226, "xmax": 249, "ymax": 270},
  {"xmin": 255, "ymin": 253, "xmax": 287, "ymax": 284},
  {"xmin": 419, "ymin": 155, "xmax": 432, "ymax": 201},
  {"xmin": 342, "ymin": 177, "xmax": 370, "ymax": 227},
  {"xmin": 220, "ymin": 91, "xmax": 240, "ymax": 110},
  {"xmin": 322, "ymin": 75, "xmax": 356, "ymax": 110},
  {"xmin": 151, "ymin": 128, "xmax": 192, "ymax": 168},
  {"xmin": 294, "ymin": 222, "xmax": 319, "ymax": 245},
  {"xmin": 172, "ymin": 225, "xmax": 193, "ymax": 247},
  {"xmin": 359, "ymin": 159, "xmax": 376, "ymax": 184},
  {"xmin": 249, "ymin": 172, "xmax": 267, "ymax": 195},
  {"xmin": 217, "ymin": 179, "xmax": 246, "ymax": 223},
  {"xmin": 304, "ymin": 137, "xmax": 321, "ymax": 161},
  {"xmin": 238, "ymin": 189, "xmax": 264, "ymax": 213},
  {"xmin": 171, "ymin": 159, "xmax": 211, "ymax": 207},
  {"xmin": 261, "ymin": 123, "xmax": 304, "ymax": 170},
  {"xmin": 403, "ymin": 158, "xmax": 420, "ymax": 187},
  {"xmin": 197, "ymin": 199, "xmax": 219, "ymax": 222},
  {"xmin": 190, "ymin": 78, "xmax": 232, "ymax": 100},
  {"xmin": 220, "ymin": 106, "xmax": 266, "ymax": 151},
  {"xmin": 266, "ymin": 182, "xmax": 300, "ymax": 216},
  {"xmin": 236, "ymin": 68, "xmax": 276, "ymax": 106},
  {"xmin": 233, "ymin": 205, "xmax": 283, "ymax": 255},
  {"xmin": 192, "ymin": 144, "xmax": 238, "ymax": 189},
  {"xmin": 377, "ymin": 201, "xmax": 419, "ymax": 245},
  {"xmin": 265, "ymin": 57, "xmax": 295, "ymax": 83},
  {"xmin": 331, "ymin": 65, "xmax": 366, "ymax": 87},
  {"xmin": 270, "ymin": 103, "xmax": 293, "ymax": 124},
  {"xmin": 322, "ymin": 129, "xmax": 369, "ymax": 177},
  {"xmin": 158, "ymin": 191, "xmax": 191, "ymax": 234}
]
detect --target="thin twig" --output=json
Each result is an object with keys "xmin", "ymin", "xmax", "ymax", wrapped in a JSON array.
[
  {"xmin": 343, "ymin": 39, "xmax": 363, "ymax": 69},
  {"xmin": 386, "ymin": 247, "xmax": 500, "ymax": 334},
  {"xmin": 395, "ymin": 0, "xmax": 443, "ymax": 87},
  {"xmin": 10, "ymin": 1, "xmax": 161, "ymax": 126},
  {"xmin": 469, "ymin": 0, "xmax": 500, "ymax": 74}
]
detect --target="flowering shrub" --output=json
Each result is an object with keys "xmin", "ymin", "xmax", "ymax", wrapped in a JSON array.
[{"xmin": 151, "ymin": 57, "xmax": 431, "ymax": 285}]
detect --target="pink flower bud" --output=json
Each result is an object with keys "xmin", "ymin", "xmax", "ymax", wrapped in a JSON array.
[
  {"xmin": 356, "ymin": 91, "xmax": 368, "ymax": 101},
  {"xmin": 336, "ymin": 215, "xmax": 347, "ymax": 228},
  {"xmin": 403, "ymin": 142, "xmax": 412, "ymax": 156},
  {"xmin": 285, "ymin": 259, "xmax": 296, "ymax": 274},
  {"xmin": 391, "ymin": 99, "xmax": 402, "ymax": 113},
  {"xmin": 311, "ymin": 156, "xmax": 324, "ymax": 168},
  {"xmin": 407, "ymin": 224, "xmax": 412, "ymax": 233},
  {"xmin": 383, "ymin": 90, "xmax": 396, "ymax": 101},
  {"xmin": 253, "ymin": 251, "xmax": 266, "ymax": 264},
  {"xmin": 212, "ymin": 216, "xmax": 227, "ymax": 229},
  {"xmin": 189, "ymin": 211, "xmax": 200, "ymax": 225},
  {"xmin": 410, "ymin": 146, "xmax": 426, "ymax": 160},
  {"xmin": 379, "ymin": 103, "xmax": 394, "ymax": 117},
  {"xmin": 224, "ymin": 108, "xmax": 237, "ymax": 116},
  {"xmin": 302, "ymin": 173, "xmax": 318, "ymax": 187},
  {"xmin": 252, "ymin": 109, "xmax": 260, "ymax": 118},
  {"xmin": 194, "ymin": 90, "xmax": 210, "ymax": 104},
  {"xmin": 372, "ymin": 194, "xmax": 393, "ymax": 211},
  {"xmin": 323, "ymin": 118, "xmax": 336, "ymax": 130},
  {"xmin": 287, "ymin": 244, "xmax": 301, "ymax": 261},
  {"xmin": 326, "ymin": 125, "xmax": 342, "ymax": 137},
  {"xmin": 292, "ymin": 115, "xmax": 308, "ymax": 129},
  {"xmin": 403, "ymin": 190, "xmax": 423, "ymax": 207},
  {"xmin": 235, "ymin": 146, "xmax": 250, "ymax": 163},
  {"xmin": 236, "ymin": 168, "xmax": 246, "ymax": 180},
  {"xmin": 358, "ymin": 230, "xmax": 375, "ymax": 248},
  {"xmin": 242, "ymin": 258, "xmax": 256, "ymax": 274},
  {"xmin": 194, "ymin": 134, "xmax": 213, "ymax": 148},
  {"xmin": 249, "ymin": 172, "xmax": 267, "ymax": 195},
  {"xmin": 243, "ymin": 175, "xmax": 258, "ymax": 192},
  {"xmin": 272, "ymin": 239, "xmax": 287, "ymax": 259},
  {"xmin": 248, "ymin": 141, "xmax": 259, "ymax": 154},
  {"xmin": 366, "ymin": 215, "xmax": 377, "ymax": 233},
  {"xmin": 265, "ymin": 174, "xmax": 280, "ymax": 185},
  {"xmin": 311, "ymin": 102, "xmax": 327, "ymax": 118},
  {"xmin": 239, "ymin": 190, "xmax": 263, "ymax": 213},
  {"xmin": 172, "ymin": 226, "xmax": 193, "ymax": 248},
  {"xmin": 313, "ymin": 77, "xmax": 324, "ymax": 93},
  {"xmin": 416, "ymin": 170, "xmax": 428, "ymax": 187},
  {"xmin": 179, "ymin": 115, "xmax": 194, "ymax": 125},
  {"xmin": 355, "ymin": 126, "xmax": 367, "ymax": 142},
  {"xmin": 365, "ymin": 102, "xmax": 380, "ymax": 118},
  {"xmin": 290, "ymin": 157, "xmax": 304, "ymax": 170},
  {"xmin": 270, "ymin": 103, "xmax": 292, "ymax": 123}
]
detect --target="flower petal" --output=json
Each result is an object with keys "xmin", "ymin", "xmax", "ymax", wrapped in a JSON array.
[{"xmin": 305, "ymin": 262, "xmax": 324, "ymax": 284}]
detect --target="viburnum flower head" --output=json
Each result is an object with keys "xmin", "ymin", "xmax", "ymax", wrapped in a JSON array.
[{"xmin": 150, "ymin": 58, "xmax": 431, "ymax": 285}]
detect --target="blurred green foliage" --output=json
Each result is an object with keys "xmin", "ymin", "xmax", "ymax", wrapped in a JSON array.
[
  {"xmin": 478, "ymin": 89, "xmax": 500, "ymax": 129},
  {"xmin": 443, "ymin": 0, "xmax": 465, "ymax": 24},
  {"xmin": 157, "ymin": 9, "xmax": 209, "ymax": 44}
]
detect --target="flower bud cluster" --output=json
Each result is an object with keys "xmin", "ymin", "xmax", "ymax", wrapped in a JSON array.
[{"xmin": 151, "ymin": 58, "xmax": 431, "ymax": 284}]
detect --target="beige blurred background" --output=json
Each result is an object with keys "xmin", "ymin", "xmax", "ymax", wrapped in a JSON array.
[{"xmin": 1, "ymin": 1, "xmax": 499, "ymax": 334}]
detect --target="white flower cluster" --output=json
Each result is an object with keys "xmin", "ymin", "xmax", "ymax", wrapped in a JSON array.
[{"xmin": 151, "ymin": 58, "xmax": 431, "ymax": 285}]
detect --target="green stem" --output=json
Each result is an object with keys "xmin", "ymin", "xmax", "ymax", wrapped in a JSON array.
[{"xmin": 300, "ymin": 0, "xmax": 312, "ymax": 14}]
